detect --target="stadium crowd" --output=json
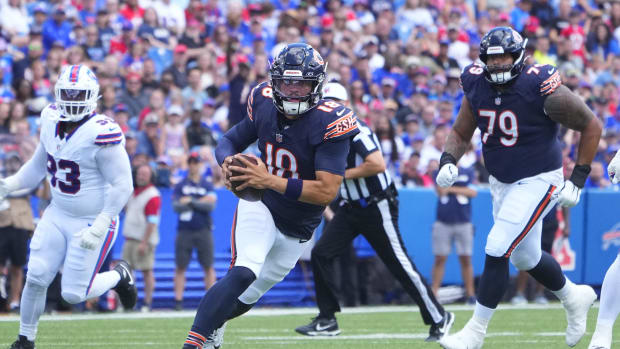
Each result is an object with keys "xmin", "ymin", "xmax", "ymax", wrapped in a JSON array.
[{"xmin": 0, "ymin": 0, "xmax": 619, "ymax": 189}]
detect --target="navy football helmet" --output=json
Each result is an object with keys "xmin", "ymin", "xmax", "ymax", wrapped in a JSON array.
[
  {"xmin": 269, "ymin": 43, "xmax": 327, "ymax": 116},
  {"xmin": 479, "ymin": 27, "xmax": 528, "ymax": 85}
]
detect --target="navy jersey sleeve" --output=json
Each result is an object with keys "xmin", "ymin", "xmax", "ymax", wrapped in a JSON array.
[
  {"xmin": 314, "ymin": 137, "xmax": 351, "ymax": 176},
  {"xmin": 532, "ymin": 64, "xmax": 562, "ymax": 97},
  {"xmin": 460, "ymin": 64, "xmax": 484, "ymax": 95},
  {"xmin": 321, "ymin": 105, "xmax": 359, "ymax": 143}
]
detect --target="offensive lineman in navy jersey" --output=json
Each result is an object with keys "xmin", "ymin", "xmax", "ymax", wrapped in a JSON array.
[
  {"xmin": 181, "ymin": 43, "xmax": 359, "ymax": 349},
  {"xmin": 436, "ymin": 27, "xmax": 602, "ymax": 349}
]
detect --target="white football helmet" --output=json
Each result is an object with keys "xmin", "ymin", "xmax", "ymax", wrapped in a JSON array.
[{"xmin": 54, "ymin": 64, "xmax": 100, "ymax": 122}]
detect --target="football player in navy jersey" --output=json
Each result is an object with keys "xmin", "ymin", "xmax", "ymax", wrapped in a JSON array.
[
  {"xmin": 435, "ymin": 27, "xmax": 602, "ymax": 349},
  {"xmin": 181, "ymin": 43, "xmax": 359, "ymax": 349}
]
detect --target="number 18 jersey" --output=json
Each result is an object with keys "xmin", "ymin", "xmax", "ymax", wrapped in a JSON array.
[
  {"xmin": 460, "ymin": 63, "xmax": 563, "ymax": 183},
  {"xmin": 39, "ymin": 104, "xmax": 126, "ymax": 219}
]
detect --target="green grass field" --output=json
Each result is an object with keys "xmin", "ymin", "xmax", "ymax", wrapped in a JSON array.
[{"xmin": 0, "ymin": 304, "xmax": 617, "ymax": 348}]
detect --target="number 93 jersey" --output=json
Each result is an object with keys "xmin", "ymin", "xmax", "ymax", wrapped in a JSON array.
[
  {"xmin": 39, "ymin": 104, "xmax": 126, "ymax": 218},
  {"xmin": 461, "ymin": 63, "xmax": 563, "ymax": 183}
]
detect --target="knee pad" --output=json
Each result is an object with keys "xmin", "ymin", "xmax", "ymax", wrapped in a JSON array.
[
  {"xmin": 61, "ymin": 290, "xmax": 85, "ymax": 305},
  {"xmin": 26, "ymin": 257, "xmax": 54, "ymax": 287},
  {"xmin": 510, "ymin": 248, "xmax": 541, "ymax": 271}
]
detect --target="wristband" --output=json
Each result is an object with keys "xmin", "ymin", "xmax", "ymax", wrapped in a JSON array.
[
  {"xmin": 284, "ymin": 178, "xmax": 303, "ymax": 200},
  {"xmin": 569, "ymin": 164, "xmax": 591, "ymax": 188},
  {"xmin": 439, "ymin": 152, "xmax": 457, "ymax": 168}
]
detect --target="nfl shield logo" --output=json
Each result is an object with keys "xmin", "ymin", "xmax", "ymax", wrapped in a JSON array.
[
  {"xmin": 275, "ymin": 133, "xmax": 283, "ymax": 143},
  {"xmin": 495, "ymin": 97, "xmax": 501, "ymax": 105}
]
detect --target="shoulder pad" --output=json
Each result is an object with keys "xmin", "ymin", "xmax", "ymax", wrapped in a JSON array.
[
  {"xmin": 40, "ymin": 103, "xmax": 61, "ymax": 123},
  {"xmin": 93, "ymin": 114, "xmax": 124, "ymax": 146},
  {"xmin": 460, "ymin": 64, "xmax": 484, "ymax": 93},
  {"xmin": 527, "ymin": 64, "xmax": 562, "ymax": 96},
  {"xmin": 247, "ymin": 82, "xmax": 272, "ymax": 122}
]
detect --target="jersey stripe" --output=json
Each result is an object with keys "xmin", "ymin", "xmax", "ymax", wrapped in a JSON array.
[
  {"xmin": 95, "ymin": 138, "xmax": 122, "ymax": 145},
  {"xmin": 96, "ymin": 132, "xmax": 122, "ymax": 139}
]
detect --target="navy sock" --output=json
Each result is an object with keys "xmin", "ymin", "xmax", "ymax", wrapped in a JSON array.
[
  {"xmin": 527, "ymin": 251, "xmax": 566, "ymax": 291},
  {"xmin": 186, "ymin": 266, "xmax": 256, "ymax": 343},
  {"xmin": 228, "ymin": 299, "xmax": 255, "ymax": 320},
  {"xmin": 477, "ymin": 254, "xmax": 509, "ymax": 309}
]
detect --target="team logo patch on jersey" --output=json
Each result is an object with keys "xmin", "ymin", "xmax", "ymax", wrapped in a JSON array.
[
  {"xmin": 324, "ymin": 111, "xmax": 357, "ymax": 140},
  {"xmin": 540, "ymin": 71, "xmax": 562, "ymax": 96}
]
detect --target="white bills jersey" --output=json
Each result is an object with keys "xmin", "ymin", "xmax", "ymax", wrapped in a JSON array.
[{"xmin": 39, "ymin": 103, "xmax": 125, "ymax": 219}]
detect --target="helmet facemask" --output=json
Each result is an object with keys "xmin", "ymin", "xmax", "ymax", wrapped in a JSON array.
[{"xmin": 271, "ymin": 77, "xmax": 322, "ymax": 116}]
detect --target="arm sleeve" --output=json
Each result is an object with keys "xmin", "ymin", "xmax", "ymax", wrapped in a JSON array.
[
  {"xmin": 4, "ymin": 142, "xmax": 47, "ymax": 191},
  {"xmin": 144, "ymin": 196, "xmax": 161, "ymax": 224},
  {"xmin": 314, "ymin": 138, "xmax": 351, "ymax": 176},
  {"xmin": 95, "ymin": 144, "xmax": 134, "ymax": 218},
  {"xmin": 214, "ymin": 117, "xmax": 258, "ymax": 165},
  {"xmin": 190, "ymin": 195, "xmax": 215, "ymax": 212}
]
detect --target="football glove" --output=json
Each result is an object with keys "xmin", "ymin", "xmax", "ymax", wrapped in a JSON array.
[
  {"xmin": 557, "ymin": 164, "xmax": 590, "ymax": 208},
  {"xmin": 557, "ymin": 180, "xmax": 581, "ymax": 207},
  {"xmin": 436, "ymin": 152, "xmax": 459, "ymax": 187},
  {"xmin": 75, "ymin": 214, "xmax": 112, "ymax": 250},
  {"xmin": 608, "ymin": 151, "xmax": 620, "ymax": 184}
]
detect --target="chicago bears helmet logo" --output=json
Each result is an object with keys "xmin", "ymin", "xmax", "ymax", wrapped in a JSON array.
[{"xmin": 312, "ymin": 50, "xmax": 324, "ymax": 65}]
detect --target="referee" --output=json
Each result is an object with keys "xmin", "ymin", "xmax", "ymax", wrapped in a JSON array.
[{"xmin": 295, "ymin": 83, "xmax": 454, "ymax": 342}]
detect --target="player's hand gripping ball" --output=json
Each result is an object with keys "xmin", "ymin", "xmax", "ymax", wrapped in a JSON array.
[{"xmin": 228, "ymin": 155, "xmax": 264, "ymax": 202}]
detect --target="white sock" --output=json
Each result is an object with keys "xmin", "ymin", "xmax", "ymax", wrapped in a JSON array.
[
  {"xmin": 85, "ymin": 270, "xmax": 121, "ymax": 299},
  {"xmin": 597, "ymin": 254, "xmax": 620, "ymax": 327},
  {"xmin": 552, "ymin": 277, "xmax": 574, "ymax": 303},
  {"xmin": 19, "ymin": 280, "xmax": 48, "ymax": 341},
  {"xmin": 469, "ymin": 302, "xmax": 494, "ymax": 332}
]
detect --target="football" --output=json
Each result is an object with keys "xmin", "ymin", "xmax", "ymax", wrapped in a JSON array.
[{"xmin": 229, "ymin": 155, "xmax": 264, "ymax": 202}]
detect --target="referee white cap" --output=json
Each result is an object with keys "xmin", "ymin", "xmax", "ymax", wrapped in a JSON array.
[{"xmin": 323, "ymin": 82, "xmax": 348, "ymax": 102}]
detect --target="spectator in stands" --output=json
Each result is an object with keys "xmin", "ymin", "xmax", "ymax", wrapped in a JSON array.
[
  {"xmin": 172, "ymin": 153, "xmax": 217, "ymax": 310},
  {"xmin": 0, "ymin": 153, "xmax": 34, "ymax": 312},
  {"xmin": 585, "ymin": 161, "xmax": 612, "ymax": 188},
  {"xmin": 118, "ymin": 72, "xmax": 149, "ymax": 119},
  {"xmin": 420, "ymin": 124, "xmax": 449, "ymax": 172},
  {"xmin": 122, "ymin": 164, "xmax": 161, "ymax": 312},
  {"xmin": 401, "ymin": 152, "xmax": 433, "ymax": 187},
  {"xmin": 182, "ymin": 68, "xmax": 208, "ymax": 110},
  {"xmin": 431, "ymin": 165, "xmax": 477, "ymax": 304},
  {"xmin": 164, "ymin": 44, "xmax": 189, "ymax": 88},
  {"xmin": 42, "ymin": 5, "xmax": 74, "ymax": 52},
  {"xmin": 160, "ymin": 105, "xmax": 188, "ymax": 157},
  {"xmin": 186, "ymin": 106, "xmax": 217, "ymax": 149},
  {"xmin": 136, "ymin": 113, "xmax": 161, "ymax": 160}
]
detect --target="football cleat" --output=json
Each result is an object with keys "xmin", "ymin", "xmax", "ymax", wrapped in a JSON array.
[
  {"xmin": 9, "ymin": 335, "xmax": 35, "ymax": 349},
  {"xmin": 113, "ymin": 260, "xmax": 137, "ymax": 310},
  {"xmin": 426, "ymin": 312, "xmax": 455, "ymax": 342},
  {"xmin": 295, "ymin": 316, "xmax": 341, "ymax": 336},
  {"xmin": 563, "ymin": 284, "xmax": 597, "ymax": 347},
  {"xmin": 439, "ymin": 318, "xmax": 485, "ymax": 349},
  {"xmin": 203, "ymin": 323, "xmax": 227, "ymax": 349}
]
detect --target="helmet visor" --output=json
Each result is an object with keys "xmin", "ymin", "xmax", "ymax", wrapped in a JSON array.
[{"xmin": 272, "ymin": 78, "xmax": 313, "ymax": 100}]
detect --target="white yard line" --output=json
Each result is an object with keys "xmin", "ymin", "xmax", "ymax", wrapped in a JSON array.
[{"xmin": 0, "ymin": 302, "xmax": 591, "ymax": 322}]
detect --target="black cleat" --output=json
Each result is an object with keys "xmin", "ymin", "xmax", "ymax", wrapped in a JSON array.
[
  {"xmin": 426, "ymin": 311, "xmax": 454, "ymax": 342},
  {"xmin": 295, "ymin": 316, "xmax": 341, "ymax": 336},
  {"xmin": 113, "ymin": 260, "xmax": 137, "ymax": 310},
  {"xmin": 9, "ymin": 335, "xmax": 35, "ymax": 349}
]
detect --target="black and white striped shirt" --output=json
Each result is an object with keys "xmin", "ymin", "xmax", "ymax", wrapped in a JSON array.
[{"xmin": 340, "ymin": 120, "xmax": 393, "ymax": 202}]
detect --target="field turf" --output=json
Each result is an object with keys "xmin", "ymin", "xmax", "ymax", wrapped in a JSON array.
[{"xmin": 0, "ymin": 303, "xmax": 617, "ymax": 348}]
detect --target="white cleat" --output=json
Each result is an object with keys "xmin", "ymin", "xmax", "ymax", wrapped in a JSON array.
[
  {"xmin": 587, "ymin": 323, "xmax": 612, "ymax": 349},
  {"xmin": 563, "ymin": 285, "xmax": 597, "ymax": 347},
  {"xmin": 213, "ymin": 322, "xmax": 227, "ymax": 349},
  {"xmin": 438, "ymin": 322, "xmax": 485, "ymax": 349}
]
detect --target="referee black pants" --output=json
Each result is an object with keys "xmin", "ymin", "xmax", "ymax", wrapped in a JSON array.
[{"xmin": 311, "ymin": 196, "xmax": 445, "ymax": 325}]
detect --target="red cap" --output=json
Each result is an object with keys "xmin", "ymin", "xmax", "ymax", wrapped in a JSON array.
[{"xmin": 174, "ymin": 44, "xmax": 187, "ymax": 54}]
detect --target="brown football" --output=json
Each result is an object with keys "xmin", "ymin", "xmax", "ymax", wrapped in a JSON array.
[{"xmin": 229, "ymin": 155, "xmax": 264, "ymax": 202}]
